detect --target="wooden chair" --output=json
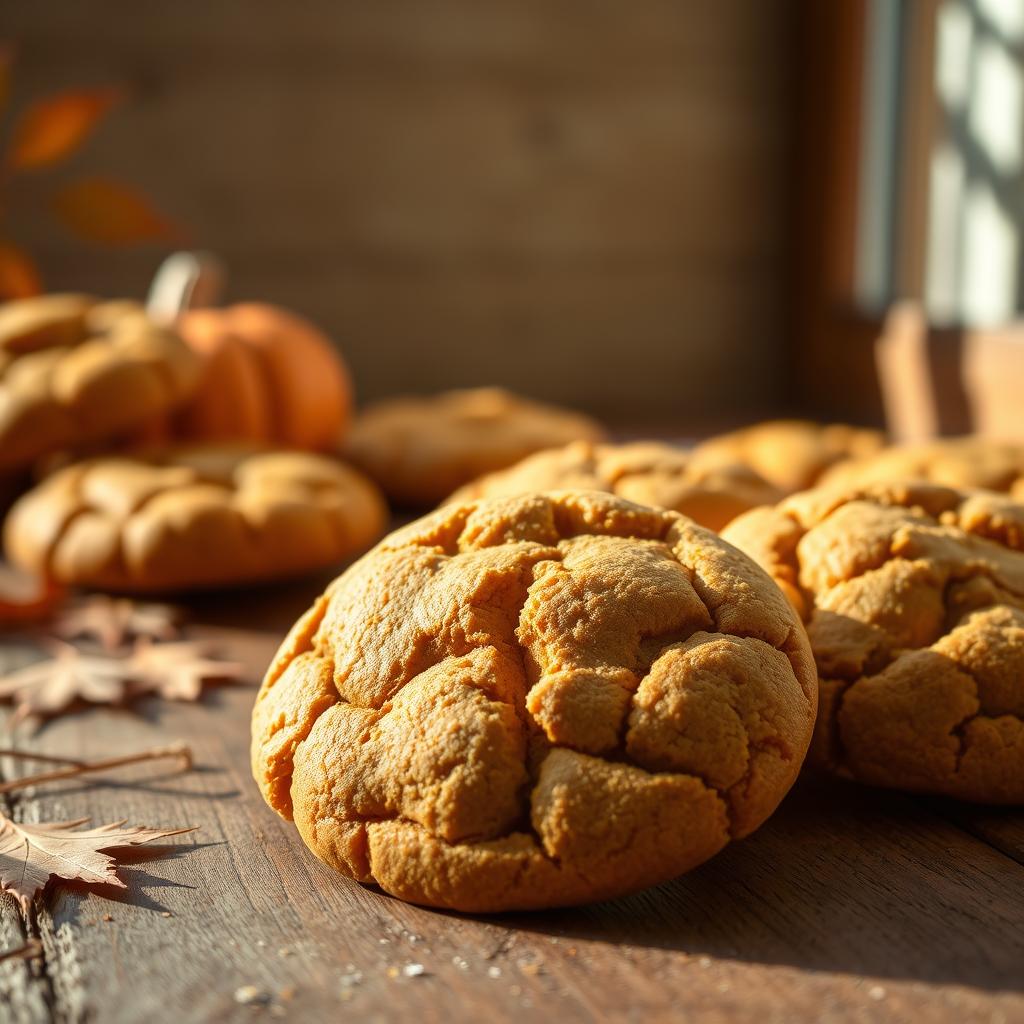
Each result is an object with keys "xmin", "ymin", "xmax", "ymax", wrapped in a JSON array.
[{"xmin": 876, "ymin": 302, "xmax": 1024, "ymax": 442}]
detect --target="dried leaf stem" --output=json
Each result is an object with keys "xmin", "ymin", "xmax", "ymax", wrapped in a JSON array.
[
  {"xmin": 0, "ymin": 742, "xmax": 192, "ymax": 795},
  {"xmin": 0, "ymin": 749, "xmax": 86, "ymax": 767},
  {"xmin": 0, "ymin": 937, "xmax": 42, "ymax": 964}
]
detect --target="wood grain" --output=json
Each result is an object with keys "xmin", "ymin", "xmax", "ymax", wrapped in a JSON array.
[
  {"xmin": 1, "ymin": 584, "xmax": 1023, "ymax": 1023},
  {"xmin": 4, "ymin": 0, "xmax": 797, "ymax": 423}
]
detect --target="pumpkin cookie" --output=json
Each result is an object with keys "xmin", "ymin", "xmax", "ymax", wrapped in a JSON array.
[
  {"xmin": 4, "ymin": 448, "xmax": 387, "ymax": 593},
  {"xmin": 252, "ymin": 490, "xmax": 816, "ymax": 911},
  {"xmin": 0, "ymin": 294, "xmax": 200, "ymax": 472},
  {"xmin": 722, "ymin": 482, "xmax": 1024, "ymax": 802},
  {"xmin": 694, "ymin": 420, "xmax": 886, "ymax": 494},
  {"xmin": 345, "ymin": 388, "xmax": 606, "ymax": 506},
  {"xmin": 447, "ymin": 440, "xmax": 782, "ymax": 531},
  {"xmin": 820, "ymin": 436, "xmax": 1024, "ymax": 499}
]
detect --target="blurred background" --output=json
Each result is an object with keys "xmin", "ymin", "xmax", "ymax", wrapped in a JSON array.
[{"xmin": 4, "ymin": 0, "xmax": 1023, "ymax": 433}]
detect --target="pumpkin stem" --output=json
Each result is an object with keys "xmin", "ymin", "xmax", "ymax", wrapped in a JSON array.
[{"xmin": 147, "ymin": 251, "xmax": 226, "ymax": 320}]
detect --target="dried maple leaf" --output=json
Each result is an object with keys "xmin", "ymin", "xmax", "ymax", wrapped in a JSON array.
[
  {"xmin": 53, "ymin": 596, "xmax": 182, "ymax": 652},
  {"xmin": 0, "ymin": 640, "xmax": 246, "ymax": 723},
  {"xmin": 0, "ymin": 815, "xmax": 196, "ymax": 911},
  {"xmin": 129, "ymin": 640, "xmax": 245, "ymax": 701},
  {"xmin": 0, "ymin": 644, "xmax": 130, "ymax": 724}
]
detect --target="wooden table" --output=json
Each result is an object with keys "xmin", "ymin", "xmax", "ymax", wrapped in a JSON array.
[{"xmin": 1, "ymin": 573, "xmax": 1023, "ymax": 1024}]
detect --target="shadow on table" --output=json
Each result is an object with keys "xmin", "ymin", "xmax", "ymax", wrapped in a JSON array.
[
  {"xmin": 52, "ymin": 842, "xmax": 220, "ymax": 917},
  {"xmin": 484, "ymin": 775, "xmax": 1024, "ymax": 993},
  {"xmin": 180, "ymin": 570, "xmax": 340, "ymax": 632},
  {"xmin": 48, "ymin": 775, "xmax": 240, "ymax": 802}
]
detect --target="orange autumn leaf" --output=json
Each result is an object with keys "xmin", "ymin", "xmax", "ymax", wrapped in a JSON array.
[
  {"xmin": 7, "ymin": 87, "xmax": 123, "ymax": 170},
  {"xmin": 53, "ymin": 178, "xmax": 184, "ymax": 245},
  {"xmin": 0, "ymin": 241, "xmax": 42, "ymax": 298}
]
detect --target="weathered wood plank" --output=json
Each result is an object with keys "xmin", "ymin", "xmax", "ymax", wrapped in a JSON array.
[
  {"xmin": 0, "ymin": 908, "xmax": 49, "ymax": 1024},
  {"xmin": 4, "ymin": 0, "xmax": 790, "ymax": 63},
  {"xmin": 3, "ymin": 0, "xmax": 796, "ymax": 420},
  {"xmin": 1, "ymin": 615, "xmax": 1022, "ymax": 1023},
  {"xmin": 0, "ymin": 861, "xmax": 50, "ymax": 1022},
  {"xmin": 0, "ymin": 730, "xmax": 54, "ymax": 1024},
  {"xmin": 926, "ymin": 799, "xmax": 1024, "ymax": 868}
]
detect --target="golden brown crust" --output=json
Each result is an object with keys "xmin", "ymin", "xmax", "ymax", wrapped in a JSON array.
[
  {"xmin": 0, "ymin": 295, "xmax": 200, "ymax": 471},
  {"xmin": 252, "ymin": 490, "xmax": 816, "ymax": 911},
  {"xmin": 693, "ymin": 420, "xmax": 886, "ymax": 494},
  {"xmin": 820, "ymin": 436, "xmax": 1024, "ymax": 499},
  {"xmin": 723, "ymin": 481, "xmax": 1024, "ymax": 802},
  {"xmin": 446, "ymin": 440, "xmax": 782, "ymax": 531},
  {"xmin": 4, "ymin": 448, "xmax": 387, "ymax": 593},
  {"xmin": 345, "ymin": 388, "xmax": 606, "ymax": 506}
]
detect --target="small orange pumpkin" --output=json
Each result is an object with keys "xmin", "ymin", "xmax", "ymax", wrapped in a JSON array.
[{"xmin": 163, "ymin": 303, "xmax": 353, "ymax": 449}]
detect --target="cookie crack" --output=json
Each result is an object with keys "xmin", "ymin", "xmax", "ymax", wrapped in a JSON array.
[
  {"xmin": 668, "ymin": 528, "xmax": 813, "ymax": 684},
  {"xmin": 274, "ymin": 498, "xmax": 816, "ymax": 902},
  {"xmin": 771, "ymin": 508, "xmax": 812, "ymax": 611},
  {"xmin": 303, "ymin": 545, "xmax": 566, "ymax": 856},
  {"xmin": 950, "ymin": 709, "xmax": 976, "ymax": 777},
  {"xmin": 941, "ymin": 653, "xmax": 1024, "ymax": 774},
  {"xmin": 728, "ymin": 490, "xmax": 1024, "ymax": 797},
  {"xmin": 822, "ymin": 676, "xmax": 857, "ymax": 773}
]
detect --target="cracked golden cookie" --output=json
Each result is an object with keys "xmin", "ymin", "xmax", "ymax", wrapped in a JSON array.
[
  {"xmin": 820, "ymin": 436, "xmax": 1024, "ymax": 499},
  {"xmin": 4, "ymin": 447, "xmax": 386, "ymax": 593},
  {"xmin": 345, "ymin": 388, "xmax": 606, "ymax": 506},
  {"xmin": 722, "ymin": 482, "xmax": 1024, "ymax": 803},
  {"xmin": 0, "ymin": 294, "xmax": 200, "ymax": 472},
  {"xmin": 693, "ymin": 420, "xmax": 886, "ymax": 494},
  {"xmin": 446, "ymin": 440, "xmax": 782, "ymax": 532},
  {"xmin": 252, "ymin": 490, "xmax": 816, "ymax": 911}
]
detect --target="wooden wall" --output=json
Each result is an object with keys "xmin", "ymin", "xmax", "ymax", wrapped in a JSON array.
[{"xmin": 5, "ymin": 1, "xmax": 798, "ymax": 428}]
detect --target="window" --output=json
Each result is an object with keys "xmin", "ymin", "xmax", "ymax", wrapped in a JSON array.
[{"xmin": 855, "ymin": 0, "xmax": 1024, "ymax": 326}]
